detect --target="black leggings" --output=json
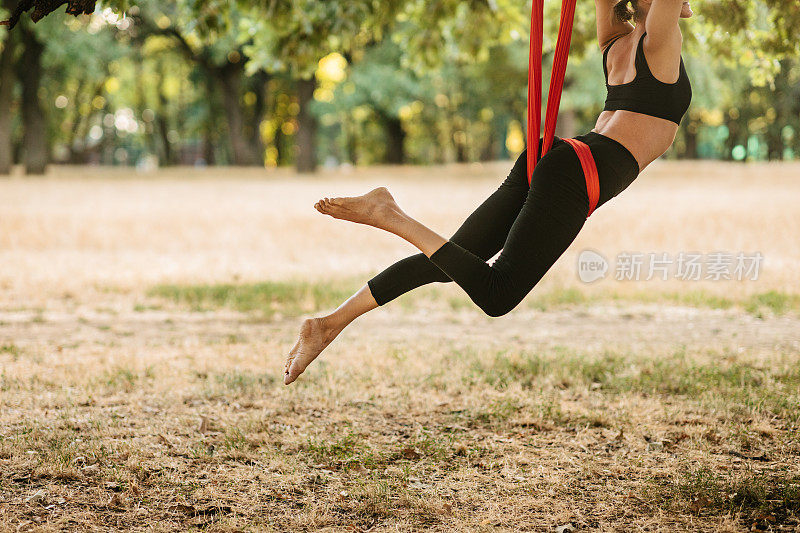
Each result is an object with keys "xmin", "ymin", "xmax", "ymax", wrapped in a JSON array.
[{"xmin": 366, "ymin": 132, "xmax": 640, "ymax": 317}]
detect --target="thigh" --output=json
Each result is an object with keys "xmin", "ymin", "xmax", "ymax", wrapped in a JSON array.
[
  {"xmin": 490, "ymin": 145, "xmax": 589, "ymax": 294},
  {"xmin": 448, "ymin": 149, "xmax": 531, "ymax": 257}
]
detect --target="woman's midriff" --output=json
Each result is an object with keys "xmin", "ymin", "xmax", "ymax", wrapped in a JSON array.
[{"xmin": 592, "ymin": 110, "xmax": 680, "ymax": 172}]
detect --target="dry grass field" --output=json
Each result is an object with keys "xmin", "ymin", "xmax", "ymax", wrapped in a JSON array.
[{"xmin": 1, "ymin": 160, "xmax": 799, "ymax": 532}]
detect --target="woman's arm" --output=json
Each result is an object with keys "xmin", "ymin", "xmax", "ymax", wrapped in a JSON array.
[
  {"xmin": 595, "ymin": 0, "xmax": 633, "ymax": 49},
  {"xmin": 645, "ymin": 0, "xmax": 684, "ymax": 48}
]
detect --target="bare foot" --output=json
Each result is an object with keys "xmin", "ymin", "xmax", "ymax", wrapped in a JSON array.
[
  {"xmin": 314, "ymin": 187, "xmax": 405, "ymax": 231},
  {"xmin": 284, "ymin": 318, "xmax": 340, "ymax": 385}
]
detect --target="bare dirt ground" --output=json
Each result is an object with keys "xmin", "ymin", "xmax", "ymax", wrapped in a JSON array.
[{"xmin": 1, "ymin": 161, "xmax": 799, "ymax": 532}]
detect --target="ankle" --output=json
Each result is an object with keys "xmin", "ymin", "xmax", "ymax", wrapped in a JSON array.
[{"xmin": 318, "ymin": 316, "xmax": 345, "ymax": 341}]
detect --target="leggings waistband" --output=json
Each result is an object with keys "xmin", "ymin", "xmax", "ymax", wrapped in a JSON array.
[{"xmin": 573, "ymin": 131, "xmax": 640, "ymax": 178}]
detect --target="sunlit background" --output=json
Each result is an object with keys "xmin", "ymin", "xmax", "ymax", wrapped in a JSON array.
[{"xmin": 0, "ymin": 1, "xmax": 798, "ymax": 176}]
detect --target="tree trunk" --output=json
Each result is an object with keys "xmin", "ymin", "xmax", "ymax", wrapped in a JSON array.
[
  {"xmin": 295, "ymin": 76, "xmax": 318, "ymax": 173},
  {"xmin": 684, "ymin": 123, "xmax": 699, "ymax": 159},
  {"xmin": 724, "ymin": 115, "xmax": 742, "ymax": 161},
  {"xmin": 479, "ymin": 127, "xmax": 497, "ymax": 162},
  {"xmin": 217, "ymin": 62, "xmax": 256, "ymax": 166},
  {"xmin": 200, "ymin": 75, "xmax": 217, "ymax": 165},
  {"xmin": 156, "ymin": 62, "xmax": 174, "ymax": 166},
  {"xmin": 766, "ymin": 125, "xmax": 784, "ymax": 161},
  {"xmin": 454, "ymin": 128, "xmax": 468, "ymax": 163},
  {"xmin": 64, "ymin": 78, "xmax": 86, "ymax": 163},
  {"xmin": 132, "ymin": 61, "xmax": 158, "ymax": 165},
  {"xmin": 381, "ymin": 113, "xmax": 406, "ymax": 165},
  {"xmin": 0, "ymin": 23, "xmax": 16, "ymax": 175},
  {"xmin": 452, "ymin": 115, "xmax": 468, "ymax": 163},
  {"xmin": 248, "ymin": 70, "xmax": 270, "ymax": 166},
  {"xmin": 343, "ymin": 112, "xmax": 357, "ymax": 165},
  {"xmin": 17, "ymin": 25, "xmax": 48, "ymax": 175}
]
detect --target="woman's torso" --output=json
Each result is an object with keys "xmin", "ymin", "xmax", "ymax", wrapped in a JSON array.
[{"xmin": 592, "ymin": 30, "xmax": 692, "ymax": 172}]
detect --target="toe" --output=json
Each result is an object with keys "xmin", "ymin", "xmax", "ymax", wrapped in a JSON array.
[{"xmin": 284, "ymin": 362, "xmax": 302, "ymax": 385}]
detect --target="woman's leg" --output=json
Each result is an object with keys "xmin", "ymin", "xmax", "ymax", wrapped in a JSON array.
[
  {"xmin": 284, "ymin": 285, "xmax": 377, "ymax": 384},
  {"xmin": 284, "ymin": 152, "xmax": 531, "ymax": 385},
  {"xmin": 366, "ymin": 150, "xmax": 531, "ymax": 304},
  {"xmin": 315, "ymin": 142, "xmax": 591, "ymax": 318}
]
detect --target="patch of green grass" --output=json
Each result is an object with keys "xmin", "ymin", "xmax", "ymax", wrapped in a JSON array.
[
  {"xmin": 659, "ymin": 290, "xmax": 736, "ymax": 310},
  {"xmin": 459, "ymin": 347, "xmax": 800, "ymax": 422},
  {"xmin": 220, "ymin": 427, "xmax": 250, "ymax": 452},
  {"xmin": 0, "ymin": 371, "xmax": 21, "ymax": 391},
  {"xmin": 527, "ymin": 287, "xmax": 591, "ymax": 310},
  {"xmin": 214, "ymin": 370, "xmax": 275, "ymax": 393},
  {"xmin": 148, "ymin": 279, "xmax": 360, "ymax": 317},
  {"xmin": 102, "ymin": 366, "xmax": 139, "ymax": 391},
  {"xmin": 463, "ymin": 347, "xmax": 627, "ymax": 391},
  {"xmin": 304, "ymin": 431, "xmax": 382, "ymax": 467},
  {"xmin": 408, "ymin": 431, "xmax": 455, "ymax": 461},
  {"xmin": 306, "ymin": 432, "xmax": 364, "ymax": 462},
  {"xmin": 612, "ymin": 289, "xmax": 800, "ymax": 317},
  {"xmin": 0, "ymin": 343, "xmax": 21, "ymax": 358},
  {"xmin": 745, "ymin": 290, "xmax": 800, "ymax": 317},
  {"xmin": 468, "ymin": 397, "xmax": 523, "ymax": 428},
  {"xmin": 133, "ymin": 303, "xmax": 163, "ymax": 312},
  {"xmin": 148, "ymin": 278, "xmax": 800, "ymax": 320},
  {"xmin": 651, "ymin": 467, "xmax": 800, "ymax": 528}
]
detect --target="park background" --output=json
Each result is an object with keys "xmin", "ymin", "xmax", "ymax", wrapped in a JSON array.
[
  {"xmin": 1, "ymin": 0, "xmax": 799, "ymax": 175},
  {"xmin": 1, "ymin": 2, "xmax": 799, "ymax": 532}
]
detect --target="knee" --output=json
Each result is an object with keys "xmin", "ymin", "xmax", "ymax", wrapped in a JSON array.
[
  {"xmin": 479, "ymin": 299, "xmax": 517, "ymax": 318},
  {"xmin": 478, "ymin": 270, "xmax": 543, "ymax": 318}
]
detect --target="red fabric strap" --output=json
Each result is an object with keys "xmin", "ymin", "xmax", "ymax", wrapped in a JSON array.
[
  {"xmin": 527, "ymin": 0, "xmax": 578, "ymax": 185},
  {"xmin": 527, "ymin": 0, "xmax": 544, "ymax": 183},
  {"xmin": 542, "ymin": 0, "xmax": 577, "ymax": 156},
  {"xmin": 563, "ymin": 138, "xmax": 600, "ymax": 217}
]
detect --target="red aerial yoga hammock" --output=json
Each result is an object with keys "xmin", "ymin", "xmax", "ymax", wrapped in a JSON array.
[{"xmin": 527, "ymin": 0, "xmax": 600, "ymax": 217}]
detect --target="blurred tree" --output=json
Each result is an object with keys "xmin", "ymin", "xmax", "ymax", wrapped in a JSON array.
[
  {"xmin": 42, "ymin": 11, "xmax": 126, "ymax": 164},
  {"xmin": 16, "ymin": 21, "xmax": 47, "ymax": 173},
  {"xmin": 314, "ymin": 40, "xmax": 428, "ymax": 165},
  {"xmin": 0, "ymin": 0, "xmax": 17, "ymax": 174},
  {"xmin": 241, "ymin": 0, "xmax": 406, "ymax": 172},
  {"xmin": 2, "ymin": 0, "xmax": 800, "ymax": 171},
  {"xmin": 132, "ymin": 2, "xmax": 266, "ymax": 166}
]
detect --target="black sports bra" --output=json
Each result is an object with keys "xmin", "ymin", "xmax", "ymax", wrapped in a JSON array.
[{"xmin": 603, "ymin": 32, "xmax": 692, "ymax": 125}]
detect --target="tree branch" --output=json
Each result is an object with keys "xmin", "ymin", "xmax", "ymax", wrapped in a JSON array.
[{"xmin": 1, "ymin": 0, "xmax": 96, "ymax": 29}]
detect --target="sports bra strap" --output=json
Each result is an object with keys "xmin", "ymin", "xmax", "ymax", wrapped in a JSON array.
[{"xmin": 634, "ymin": 32, "xmax": 654, "ymax": 78}]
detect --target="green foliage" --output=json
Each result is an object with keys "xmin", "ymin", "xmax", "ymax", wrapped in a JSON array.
[
  {"xmin": 147, "ymin": 280, "xmax": 359, "ymax": 317},
  {"xmin": 241, "ymin": 0, "xmax": 405, "ymax": 76},
  {"xmin": 4, "ymin": 0, "xmax": 800, "ymax": 168}
]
